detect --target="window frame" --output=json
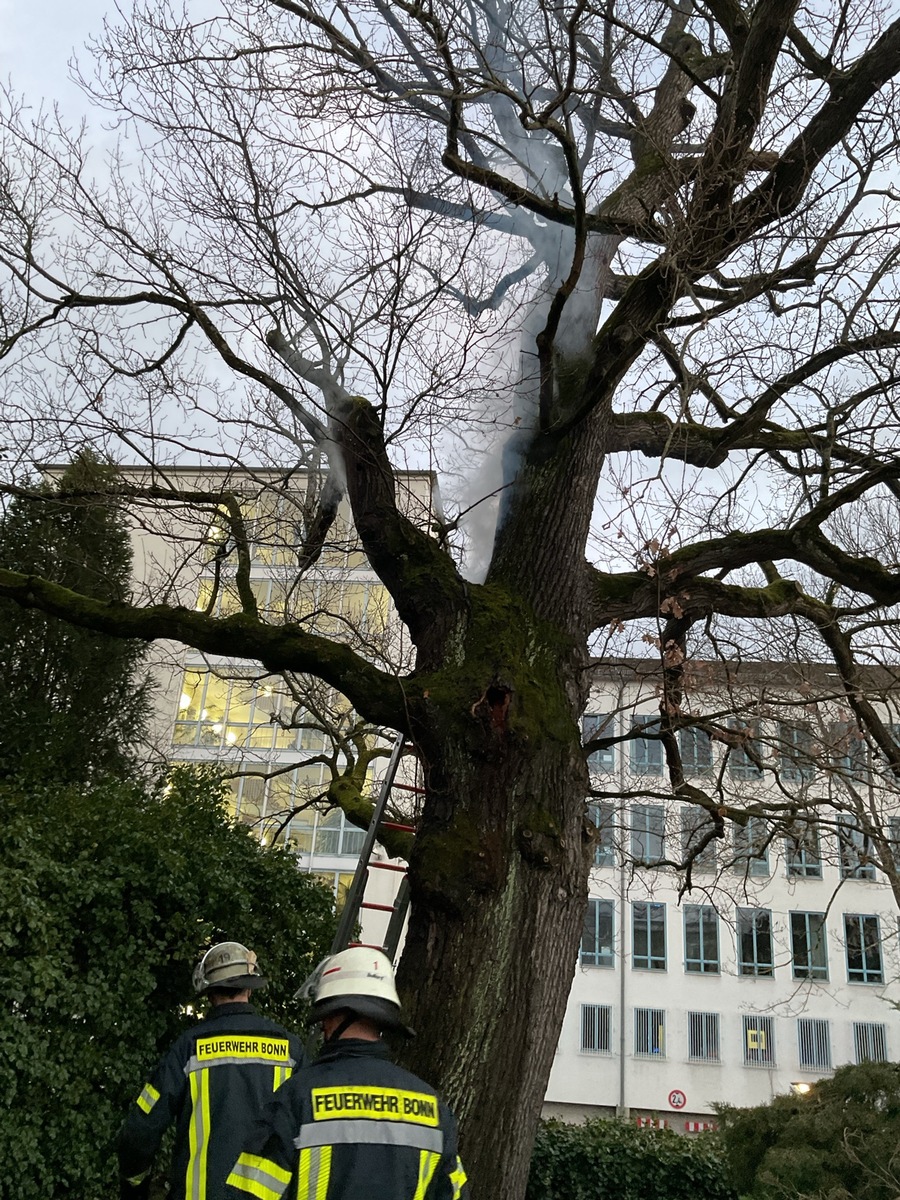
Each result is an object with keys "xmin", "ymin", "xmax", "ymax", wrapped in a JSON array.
[
  {"xmin": 632, "ymin": 901, "xmax": 667, "ymax": 971},
  {"xmin": 634, "ymin": 1007, "xmax": 666, "ymax": 1058},
  {"xmin": 630, "ymin": 715, "xmax": 664, "ymax": 777},
  {"xmin": 580, "ymin": 1004, "xmax": 612, "ymax": 1054},
  {"xmin": 797, "ymin": 1018, "xmax": 832, "ymax": 1071},
  {"xmin": 580, "ymin": 897, "xmax": 615, "ymax": 968},
  {"xmin": 630, "ymin": 804, "xmax": 666, "ymax": 865},
  {"xmin": 587, "ymin": 801, "xmax": 616, "ymax": 868},
  {"xmin": 854, "ymin": 1021, "xmax": 888, "ymax": 1063},
  {"xmin": 785, "ymin": 822, "xmax": 823, "ymax": 879},
  {"xmin": 743, "ymin": 1015, "xmax": 776, "ymax": 1067},
  {"xmin": 737, "ymin": 907, "xmax": 775, "ymax": 978},
  {"xmin": 790, "ymin": 911, "xmax": 828, "ymax": 982},
  {"xmin": 687, "ymin": 1011, "xmax": 721, "ymax": 1063},
  {"xmin": 583, "ymin": 713, "xmax": 616, "ymax": 773},
  {"xmin": 844, "ymin": 913, "xmax": 884, "ymax": 984},
  {"xmin": 684, "ymin": 904, "xmax": 720, "ymax": 975}
]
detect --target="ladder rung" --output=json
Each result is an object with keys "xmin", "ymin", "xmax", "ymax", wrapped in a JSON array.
[
  {"xmin": 379, "ymin": 819, "xmax": 416, "ymax": 832},
  {"xmin": 360, "ymin": 902, "xmax": 397, "ymax": 913},
  {"xmin": 391, "ymin": 783, "xmax": 426, "ymax": 794},
  {"xmin": 370, "ymin": 862, "xmax": 407, "ymax": 872}
]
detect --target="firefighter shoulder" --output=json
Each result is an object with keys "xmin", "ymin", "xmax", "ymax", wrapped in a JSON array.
[
  {"xmin": 117, "ymin": 942, "xmax": 305, "ymax": 1200},
  {"xmin": 225, "ymin": 948, "xmax": 469, "ymax": 1200}
]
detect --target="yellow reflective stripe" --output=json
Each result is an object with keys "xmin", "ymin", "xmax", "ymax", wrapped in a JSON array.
[
  {"xmin": 413, "ymin": 1150, "xmax": 441, "ymax": 1200},
  {"xmin": 227, "ymin": 1153, "xmax": 291, "ymax": 1200},
  {"xmin": 186, "ymin": 1067, "xmax": 211, "ymax": 1200},
  {"xmin": 314, "ymin": 1146, "xmax": 331, "ymax": 1200},
  {"xmin": 296, "ymin": 1147, "xmax": 331, "ymax": 1200},
  {"xmin": 136, "ymin": 1082, "xmax": 160, "ymax": 1114},
  {"xmin": 449, "ymin": 1156, "xmax": 468, "ymax": 1199},
  {"xmin": 273, "ymin": 1065, "xmax": 291, "ymax": 1090}
]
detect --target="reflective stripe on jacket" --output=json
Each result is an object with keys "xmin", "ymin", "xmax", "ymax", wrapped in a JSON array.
[
  {"xmin": 225, "ymin": 1039, "xmax": 468, "ymax": 1200},
  {"xmin": 117, "ymin": 1001, "xmax": 305, "ymax": 1200}
]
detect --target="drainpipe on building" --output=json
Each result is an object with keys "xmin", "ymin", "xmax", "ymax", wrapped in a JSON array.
[{"xmin": 616, "ymin": 689, "xmax": 629, "ymax": 1119}]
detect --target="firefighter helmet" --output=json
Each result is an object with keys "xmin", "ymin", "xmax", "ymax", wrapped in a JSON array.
[
  {"xmin": 192, "ymin": 942, "xmax": 267, "ymax": 994},
  {"xmin": 306, "ymin": 947, "xmax": 412, "ymax": 1034}
]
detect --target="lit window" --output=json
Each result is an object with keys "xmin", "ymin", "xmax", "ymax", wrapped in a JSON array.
[
  {"xmin": 580, "ymin": 898, "xmax": 615, "ymax": 968},
  {"xmin": 632, "ymin": 902, "xmax": 666, "ymax": 971},
  {"xmin": 844, "ymin": 914, "xmax": 883, "ymax": 983},
  {"xmin": 684, "ymin": 905, "xmax": 719, "ymax": 974},
  {"xmin": 580, "ymin": 1004, "xmax": 612, "ymax": 1053},
  {"xmin": 790, "ymin": 912, "xmax": 828, "ymax": 981},
  {"xmin": 743, "ymin": 1015, "xmax": 775, "ymax": 1067},
  {"xmin": 737, "ymin": 908, "xmax": 774, "ymax": 977},
  {"xmin": 635, "ymin": 1008, "xmax": 665, "ymax": 1057}
]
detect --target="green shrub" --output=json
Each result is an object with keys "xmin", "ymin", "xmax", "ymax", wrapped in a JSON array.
[
  {"xmin": 526, "ymin": 1116, "xmax": 736, "ymax": 1200},
  {"xmin": 0, "ymin": 767, "xmax": 336, "ymax": 1200},
  {"xmin": 717, "ymin": 1061, "xmax": 900, "ymax": 1200}
]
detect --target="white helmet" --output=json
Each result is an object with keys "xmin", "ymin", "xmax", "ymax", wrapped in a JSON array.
[
  {"xmin": 306, "ymin": 948, "xmax": 412, "ymax": 1034},
  {"xmin": 192, "ymin": 942, "xmax": 267, "ymax": 994}
]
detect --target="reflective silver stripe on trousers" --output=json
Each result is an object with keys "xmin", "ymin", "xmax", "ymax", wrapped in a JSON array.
[
  {"xmin": 228, "ymin": 1159, "xmax": 291, "ymax": 1198},
  {"xmin": 294, "ymin": 1120, "xmax": 444, "ymax": 1153}
]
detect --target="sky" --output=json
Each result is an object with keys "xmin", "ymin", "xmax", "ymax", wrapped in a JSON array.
[{"xmin": 1, "ymin": 0, "xmax": 109, "ymax": 117}]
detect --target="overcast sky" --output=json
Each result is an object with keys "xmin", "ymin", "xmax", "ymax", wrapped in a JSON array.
[{"xmin": 1, "ymin": 0, "xmax": 110, "ymax": 117}]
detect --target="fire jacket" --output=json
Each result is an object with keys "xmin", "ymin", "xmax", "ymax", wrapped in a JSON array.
[
  {"xmin": 117, "ymin": 1001, "xmax": 305, "ymax": 1200},
  {"xmin": 224, "ymin": 1038, "xmax": 469, "ymax": 1200}
]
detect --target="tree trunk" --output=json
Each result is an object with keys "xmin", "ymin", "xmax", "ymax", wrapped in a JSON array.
[{"xmin": 394, "ymin": 605, "xmax": 592, "ymax": 1200}]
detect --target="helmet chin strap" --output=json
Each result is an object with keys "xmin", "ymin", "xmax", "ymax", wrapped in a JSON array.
[{"xmin": 325, "ymin": 1012, "xmax": 364, "ymax": 1043}]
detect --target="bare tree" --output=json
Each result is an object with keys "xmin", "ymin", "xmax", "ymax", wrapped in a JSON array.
[{"xmin": 5, "ymin": 1, "xmax": 900, "ymax": 1194}]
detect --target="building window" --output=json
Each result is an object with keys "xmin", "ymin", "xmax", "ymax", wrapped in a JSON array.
[
  {"xmin": 743, "ymin": 1015, "xmax": 775, "ymax": 1067},
  {"xmin": 580, "ymin": 1004, "xmax": 612, "ymax": 1053},
  {"xmin": 635, "ymin": 1008, "xmax": 666, "ymax": 1057},
  {"xmin": 688, "ymin": 1012, "xmax": 721, "ymax": 1063},
  {"xmin": 844, "ymin": 914, "xmax": 884, "ymax": 983},
  {"xmin": 172, "ymin": 669, "xmax": 303, "ymax": 751},
  {"xmin": 838, "ymin": 815, "xmax": 877, "ymax": 880},
  {"xmin": 737, "ymin": 908, "xmax": 774, "ymax": 977},
  {"xmin": 785, "ymin": 822, "xmax": 822, "ymax": 879},
  {"xmin": 797, "ymin": 1019, "xmax": 832, "ymax": 1071},
  {"xmin": 790, "ymin": 912, "xmax": 828, "ymax": 981},
  {"xmin": 631, "ymin": 805, "xmax": 665, "ymax": 865},
  {"xmin": 632, "ymin": 902, "xmax": 666, "ymax": 970},
  {"xmin": 580, "ymin": 899, "xmax": 615, "ymax": 967},
  {"xmin": 728, "ymin": 719, "xmax": 763, "ymax": 779},
  {"xmin": 680, "ymin": 807, "xmax": 717, "ymax": 872},
  {"xmin": 831, "ymin": 720, "xmax": 867, "ymax": 780},
  {"xmin": 630, "ymin": 715, "xmax": 664, "ymax": 777},
  {"xmin": 779, "ymin": 722, "xmax": 815, "ymax": 781},
  {"xmin": 854, "ymin": 1022, "xmax": 888, "ymax": 1063},
  {"xmin": 732, "ymin": 817, "xmax": 770, "ymax": 877},
  {"xmin": 588, "ymin": 802, "xmax": 616, "ymax": 868},
  {"xmin": 680, "ymin": 726, "xmax": 713, "ymax": 775},
  {"xmin": 684, "ymin": 905, "xmax": 719, "ymax": 974},
  {"xmin": 583, "ymin": 713, "xmax": 615, "ymax": 773},
  {"xmin": 311, "ymin": 870, "xmax": 355, "ymax": 911}
]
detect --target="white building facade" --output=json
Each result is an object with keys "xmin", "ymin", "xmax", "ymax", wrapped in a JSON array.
[{"xmin": 112, "ymin": 465, "xmax": 900, "ymax": 1129}]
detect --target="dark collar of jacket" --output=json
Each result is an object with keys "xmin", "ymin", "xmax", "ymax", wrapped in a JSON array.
[
  {"xmin": 315, "ymin": 1038, "xmax": 393, "ymax": 1065},
  {"xmin": 203, "ymin": 1002, "xmax": 259, "ymax": 1021}
]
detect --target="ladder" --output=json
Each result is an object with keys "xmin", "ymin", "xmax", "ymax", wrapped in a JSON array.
[{"xmin": 328, "ymin": 731, "xmax": 417, "ymax": 962}]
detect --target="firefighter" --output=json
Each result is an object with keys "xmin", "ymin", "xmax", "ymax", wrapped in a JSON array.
[
  {"xmin": 117, "ymin": 941, "xmax": 304, "ymax": 1200},
  {"xmin": 224, "ymin": 946, "xmax": 468, "ymax": 1200}
]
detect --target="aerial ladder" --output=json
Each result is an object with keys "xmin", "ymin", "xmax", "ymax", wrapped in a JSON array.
[{"xmin": 329, "ymin": 731, "xmax": 418, "ymax": 961}]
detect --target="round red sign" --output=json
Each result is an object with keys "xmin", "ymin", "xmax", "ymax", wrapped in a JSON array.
[{"xmin": 668, "ymin": 1089, "xmax": 687, "ymax": 1109}]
